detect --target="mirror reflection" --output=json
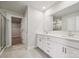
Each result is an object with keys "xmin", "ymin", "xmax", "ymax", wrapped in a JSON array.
[{"xmin": 53, "ymin": 16, "xmax": 62, "ymax": 31}]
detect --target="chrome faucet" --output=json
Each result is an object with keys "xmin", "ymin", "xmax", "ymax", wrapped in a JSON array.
[{"xmin": 68, "ymin": 31, "xmax": 74, "ymax": 37}]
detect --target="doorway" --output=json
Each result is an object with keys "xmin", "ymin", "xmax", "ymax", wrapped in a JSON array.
[{"xmin": 12, "ymin": 17, "xmax": 22, "ymax": 45}]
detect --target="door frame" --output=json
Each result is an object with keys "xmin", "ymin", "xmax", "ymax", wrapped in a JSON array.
[{"xmin": 11, "ymin": 16, "xmax": 22, "ymax": 45}]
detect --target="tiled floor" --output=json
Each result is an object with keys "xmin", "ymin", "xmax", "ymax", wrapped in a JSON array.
[{"xmin": 0, "ymin": 44, "xmax": 50, "ymax": 58}]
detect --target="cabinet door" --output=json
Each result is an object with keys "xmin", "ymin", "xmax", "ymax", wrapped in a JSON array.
[
  {"xmin": 44, "ymin": 36, "xmax": 65, "ymax": 58},
  {"xmin": 53, "ymin": 42, "xmax": 65, "ymax": 58},
  {"xmin": 65, "ymin": 46, "xmax": 79, "ymax": 58}
]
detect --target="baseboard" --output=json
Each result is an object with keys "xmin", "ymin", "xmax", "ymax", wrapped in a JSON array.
[
  {"xmin": 6, "ymin": 44, "xmax": 12, "ymax": 48},
  {"xmin": 0, "ymin": 46, "xmax": 6, "ymax": 56}
]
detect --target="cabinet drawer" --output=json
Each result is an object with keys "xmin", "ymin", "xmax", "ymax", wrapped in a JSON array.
[{"xmin": 46, "ymin": 36, "xmax": 56, "ymax": 42}]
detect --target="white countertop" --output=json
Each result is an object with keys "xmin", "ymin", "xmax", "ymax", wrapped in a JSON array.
[{"xmin": 37, "ymin": 31, "xmax": 79, "ymax": 41}]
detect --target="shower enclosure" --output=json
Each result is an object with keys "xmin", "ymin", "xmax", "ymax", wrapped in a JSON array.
[{"xmin": 0, "ymin": 13, "xmax": 6, "ymax": 52}]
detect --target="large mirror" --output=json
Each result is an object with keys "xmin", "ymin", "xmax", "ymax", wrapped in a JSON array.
[
  {"xmin": 52, "ymin": 11, "xmax": 79, "ymax": 32},
  {"xmin": 51, "ymin": 2, "xmax": 79, "ymax": 32}
]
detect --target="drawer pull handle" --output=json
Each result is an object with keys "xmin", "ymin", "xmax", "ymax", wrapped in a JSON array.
[
  {"xmin": 65, "ymin": 48, "xmax": 66, "ymax": 54},
  {"xmin": 62, "ymin": 47, "xmax": 64, "ymax": 52}
]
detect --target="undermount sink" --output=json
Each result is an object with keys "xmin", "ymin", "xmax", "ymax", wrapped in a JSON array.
[
  {"xmin": 63, "ymin": 34, "xmax": 79, "ymax": 39},
  {"xmin": 73, "ymin": 35, "xmax": 79, "ymax": 38},
  {"xmin": 62, "ymin": 32, "xmax": 75, "ymax": 37},
  {"xmin": 62, "ymin": 34, "xmax": 75, "ymax": 38}
]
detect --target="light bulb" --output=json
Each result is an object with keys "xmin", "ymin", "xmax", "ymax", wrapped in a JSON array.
[{"xmin": 42, "ymin": 6, "xmax": 46, "ymax": 10}]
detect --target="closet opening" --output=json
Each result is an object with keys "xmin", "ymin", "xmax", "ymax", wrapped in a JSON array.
[{"xmin": 11, "ymin": 17, "xmax": 22, "ymax": 45}]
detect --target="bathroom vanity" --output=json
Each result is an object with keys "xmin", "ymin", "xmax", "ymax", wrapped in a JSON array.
[
  {"xmin": 36, "ymin": 2, "xmax": 79, "ymax": 58},
  {"xmin": 36, "ymin": 32, "xmax": 79, "ymax": 58}
]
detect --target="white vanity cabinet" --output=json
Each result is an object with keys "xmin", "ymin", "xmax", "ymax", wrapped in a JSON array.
[
  {"xmin": 36, "ymin": 35, "xmax": 42, "ymax": 49},
  {"xmin": 36, "ymin": 35, "xmax": 47, "ymax": 51},
  {"xmin": 45, "ymin": 36, "xmax": 65, "ymax": 58},
  {"xmin": 36, "ymin": 34, "xmax": 79, "ymax": 58},
  {"xmin": 36, "ymin": 34, "xmax": 66, "ymax": 57}
]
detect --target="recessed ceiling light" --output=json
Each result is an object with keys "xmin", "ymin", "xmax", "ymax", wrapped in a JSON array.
[{"xmin": 42, "ymin": 6, "xmax": 46, "ymax": 10}]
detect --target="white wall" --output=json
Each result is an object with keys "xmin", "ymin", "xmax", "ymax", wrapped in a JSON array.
[
  {"xmin": 21, "ymin": 7, "xmax": 28, "ymax": 47},
  {"xmin": 27, "ymin": 6, "xmax": 44, "ymax": 49}
]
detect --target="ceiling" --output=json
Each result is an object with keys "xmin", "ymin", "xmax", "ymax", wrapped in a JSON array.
[
  {"xmin": 54, "ymin": 2, "xmax": 79, "ymax": 16},
  {"xmin": 0, "ymin": 1, "xmax": 60, "ymax": 16}
]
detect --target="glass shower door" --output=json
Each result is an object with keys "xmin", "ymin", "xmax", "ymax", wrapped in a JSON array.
[
  {"xmin": 1, "ymin": 15, "xmax": 6, "ymax": 49},
  {"xmin": 0, "ymin": 14, "xmax": 1, "ymax": 51}
]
